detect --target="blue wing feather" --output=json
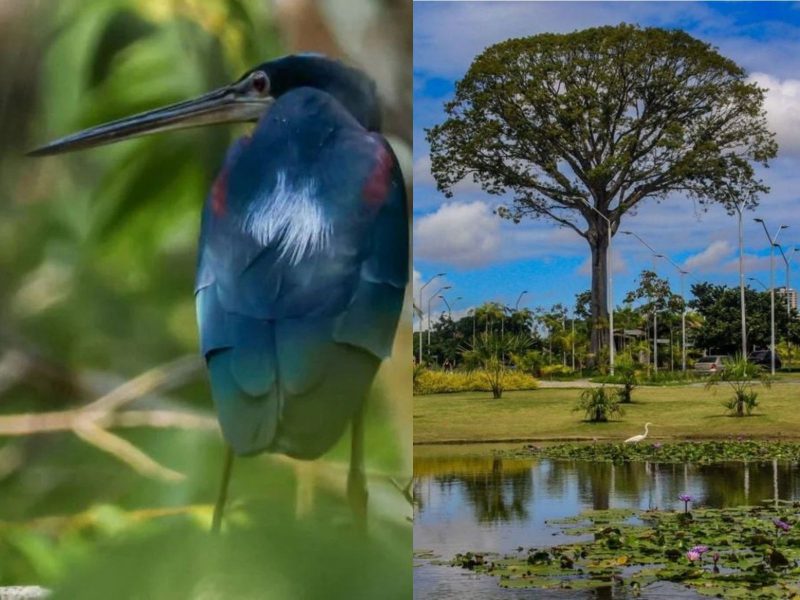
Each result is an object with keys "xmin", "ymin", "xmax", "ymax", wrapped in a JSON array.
[{"xmin": 195, "ymin": 87, "xmax": 407, "ymax": 458}]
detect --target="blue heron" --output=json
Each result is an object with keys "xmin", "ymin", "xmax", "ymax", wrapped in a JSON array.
[{"xmin": 30, "ymin": 54, "xmax": 408, "ymax": 531}]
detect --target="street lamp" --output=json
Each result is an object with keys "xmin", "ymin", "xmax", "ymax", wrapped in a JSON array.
[
  {"xmin": 652, "ymin": 249, "xmax": 690, "ymax": 373},
  {"xmin": 438, "ymin": 294, "xmax": 458, "ymax": 319},
  {"xmin": 749, "ymin": 277, "xmax": 768, "ymax": 291},
  {"xmin": 427, "ymin": 285, "xmax": 452, "ymax": 349},
  {"xmin": 754, "ymin": 219, "xmax": 788, "ymax": 375},
  {"xmin": 775, "ymin": 245, "xmax": 799, "ymax": 318},
  {"xmin": 622, "ymin": 231, "xmax": 691, "ymax": 372},
  {"xmin": 515, "ymin": 290, "xmax": 529, "ymax": 310},
  {"xmin": 418, "ymin": 273, "xmax": 445, "ymax": 363},
  {"xmin": 580, "ymin": 200, "xmax": 615, "ymax": 375},
  {"xmin": 447, "ymin": 296, "xmax": 463, "ymax": 317},
  {"xmin": 733, "ymin": 203, "xmax": 748, "ymax": 359}
]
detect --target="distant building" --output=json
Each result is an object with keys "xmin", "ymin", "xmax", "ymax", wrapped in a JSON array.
[{"xmin": 777, "ymin": 287, "xmax": 798, "ymax": 311}]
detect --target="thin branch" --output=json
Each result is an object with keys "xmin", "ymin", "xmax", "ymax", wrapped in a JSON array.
[
  {"xmin": 73, "ymin": 419, "xmax": 184, "ymax": 482},
  {"xmin": 0, "ymin": 356, "xmax": 206, "ymax": 483},
  {"xmin": 84, "ymin": 355, "xmax": 203, "ymax": 413}
]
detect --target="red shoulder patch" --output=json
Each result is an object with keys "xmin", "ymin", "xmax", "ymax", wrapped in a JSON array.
[
  {"xmin": 212, "ymin": 136, "xmax": 252, "ymax": 217},
  {"xmin": 362, "ymin": 142, "xmax": 394, "ymax": 209},
  {"xmin": 211, "ymin": 168, "xmax": 229, "ymax": 217}
]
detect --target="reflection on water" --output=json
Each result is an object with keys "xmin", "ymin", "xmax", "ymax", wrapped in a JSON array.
[{"xmin": 413, "ymin": 454, "xmax": 800, "ymax": 599}]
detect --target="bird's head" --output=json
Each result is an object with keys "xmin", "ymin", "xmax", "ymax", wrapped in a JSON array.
[{"xmin": 29, "ymin": 54, "xmax": 379, "ymax": 157}]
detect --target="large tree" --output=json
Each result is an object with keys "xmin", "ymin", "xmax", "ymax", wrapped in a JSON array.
[{"xmin": 427, "ymin": 24, "xmax": 777, "ymax": 355}]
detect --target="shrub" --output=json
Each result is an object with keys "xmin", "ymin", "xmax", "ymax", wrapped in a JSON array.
[
  {"xmin": 614, "ymin": 355, "xmax": 638, "ymax": 403},
  {"xmin": 511, "ymin": 350, "xmax": 545, "ymax": 377},
  {"xmin": 460, "ymin": 332, "xmax": 532, "ymax": 398},
  {"xmin": 705, "ymin": 354, "xmax": 770, "ymax": 417},
  {"xmin": 413, "ymin": 369, "xmax": 539, "ymax": 395},
  {"xmin": 413, "ymin": 363, "xmax": 427, "ymax": 395},
  {"xmin": 574, "ymin": 386, "xmax": 624, "ymax": 422},
  {"xmin": 539, "ymin": 364, "xmax": 575, "ymax": 379}
]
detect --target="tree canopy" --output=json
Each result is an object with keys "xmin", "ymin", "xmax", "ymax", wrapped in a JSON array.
[
  {"xmin": 427, "ymin": 24, "xmax": 777, "ymax": 354},
  {"xmin": 689, "ymin": 282, "xmax": 800, "ymax": 354}
]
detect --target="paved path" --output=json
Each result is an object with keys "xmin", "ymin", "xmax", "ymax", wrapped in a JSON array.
[
  {"xmin": 537, "ymin": 379, "xmax": 617, "ymax": 388},
  {"xmin": 537, "ymin": 378, "xmax": 800, "ymax": 389}
]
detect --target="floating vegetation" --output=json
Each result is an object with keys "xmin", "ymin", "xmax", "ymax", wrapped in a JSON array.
[
  {"xmin": 505, "ymin": 440, "xmax": 800, "ymax": 464},
  {"xmin": 448, "ymin": 505, "xmax": 800, "ymax": 597}
]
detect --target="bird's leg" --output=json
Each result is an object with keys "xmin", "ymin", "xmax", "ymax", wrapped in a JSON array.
[
  {"xmin": 211, "ymin": 445, "xmax": 235, "ymax": 534},
  {"xmin": 347, "ymin": 405, "xmax": 368, "ymax": 531}
]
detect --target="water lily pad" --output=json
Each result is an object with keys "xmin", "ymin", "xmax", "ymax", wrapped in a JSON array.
[{"xmin": 446, "ymin": 504, "xmax": 800, "ymax": 598}]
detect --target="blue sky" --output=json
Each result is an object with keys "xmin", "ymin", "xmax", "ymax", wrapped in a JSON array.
[{"xmin": 413, "ymin": 1, "xmax": 800, "ymax": 326}]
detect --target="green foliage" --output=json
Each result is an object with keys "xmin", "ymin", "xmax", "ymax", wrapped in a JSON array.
[
  {"xmin": 574, "ymin": 387, "xmax": 624, "ymax": 423},
  {"xmin": 595, "ymin": 367, "xmax": 702, "ymax": 386},
  {"xmin": 44, "ymin": 509, "xmax": 410, "ymax": 600},
  {"xmin": 512, "ymin": 440, "xmax": 800, "ymax": 463},
  {"xmin": 539, "ymin": 364, "xmax": 575, "ymax": 379},
  {"xmin": 690, "ymin": 283, "xmax": 800, "ymax": 354},
  {"xmin": 706, "ymin": 354, "xmax": 771, "ymax": 416},
  {"xmin": 614, "ymin": 355, "xmax": 638, "ymax": 403},
  {"xmin": 461, "ymin": 332, "xmax": 532, "ymax": 399},
  {"xmin": 624, "ymin": 270, "xmax": 683, "ymax": 315},
  {"xmin": 429, "ymin": 25, "xmax": 777, "ymax": 211},
  {"xmin": 511, "ymin": 350, "xmax": 545, "ymax": 377},
  {"xmin": 427, "ymin": 23, "xmax": 776, "ymax": 359},
  {"xmin": 414, "ymin": 369, "xmax": 539, "ymax": 396}
]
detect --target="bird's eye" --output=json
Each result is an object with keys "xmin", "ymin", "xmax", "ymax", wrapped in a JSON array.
[{"xmin": 251, "ymin": 71, "xmax": 269, "ymax": 94}]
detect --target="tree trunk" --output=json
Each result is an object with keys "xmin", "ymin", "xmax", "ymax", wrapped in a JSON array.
[{"xmin": 588, "ymin": 226, "xmax": 610, "ymax": 358}]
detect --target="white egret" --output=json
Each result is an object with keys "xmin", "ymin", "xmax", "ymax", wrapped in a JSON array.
[{"xmin": 624, "ymin": 422, "xmax": 652, "ymax": 444}]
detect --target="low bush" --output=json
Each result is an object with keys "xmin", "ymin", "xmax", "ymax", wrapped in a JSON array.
[
  {"xmin": 573, "ymin": 386, "xmax": 624, "ymax": 423},
  {"xmin": 706, "ymin": 354, "xmax": 770, "ymax": 417},
  {"xmin": 614, "ymin": 355, "xmax": 638, "ymax": 403},
  {"xmin": 593, "ymin": 369, "xmax": 702, "ymax": 386},
  {"xmin": 539, "ymin": 364, "xmax": 576, "ymax": 379},
  {"xmin": 413, "ymin": 368, "xmax": 539, "ymax": 395}
]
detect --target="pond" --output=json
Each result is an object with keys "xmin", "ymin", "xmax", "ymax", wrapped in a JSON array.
[{"xmin": 413, "ymin": 445, "xmax": 800, "ymax": 599}]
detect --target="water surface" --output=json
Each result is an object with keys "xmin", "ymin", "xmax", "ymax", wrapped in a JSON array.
[{"xmin": 413, "ymin": 449, "xmax": 800, "ymax": 599}]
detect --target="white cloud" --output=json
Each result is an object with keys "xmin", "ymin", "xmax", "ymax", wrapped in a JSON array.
[
  {"xmin": 722, "ymin": 254, "xmax": 772, "ymax": 275},
  {"xmin": 414, "ymin": 201, "xmax": 502, "ymax": 267},
  {"xmin": 750, "ymin": 73, "xmax": 800, "ymax": 157},
  {"xmin": 683, "ymin": 240, "xmax": 733, "ymax": 273},
  {"xmin": 413, "ymin": 155, "xmax": 435, "ymax": 187}
]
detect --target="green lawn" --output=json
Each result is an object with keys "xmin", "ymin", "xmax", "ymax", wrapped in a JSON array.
[{"xmin": 414, "ymin": 383, "xmax": 800, "ymax": 444}]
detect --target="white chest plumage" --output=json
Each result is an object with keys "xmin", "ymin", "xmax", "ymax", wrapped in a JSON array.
[{"xmin": 241, "ymin": 171, "xmax": 333, "ymax": 265}]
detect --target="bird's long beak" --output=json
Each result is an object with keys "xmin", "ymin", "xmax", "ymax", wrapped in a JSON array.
[{"xmin": 28, "ymin": 78, "xmax": 272, "ymax": 157}]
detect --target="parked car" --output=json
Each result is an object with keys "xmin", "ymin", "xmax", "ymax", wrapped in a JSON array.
[
  {"xmin": 693, "ymin": 355, "xmax": 731, "ymax": 374},
  {"xmin": 748, "ymin": 350, "xmax": 782, "ymax": 370}
]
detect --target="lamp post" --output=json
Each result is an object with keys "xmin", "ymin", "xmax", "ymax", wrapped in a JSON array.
[
  {"xmin": 447, "ymin": 296, "xmax": 463, "ymax": 317},
  {"xmin": 571, "ymin": 316, "xmax": 576, "ymax": 371},
  {"xmin": 755, "ymin": 219, "xmax": 788, "ymax": 375},
  {"xmin": 515, "ymin": 290, "xmax": 529, "ymax": 310},
  {"xmin": 775, "ymin": 245, "xmax": 798, "ymax": 318},
  {"xmin": 427, "ymin": 285, "xmax": 452, "ymax": 349},
  {"xmin": 736, "ymin": 205, "xmax": 747, "ymax": 358},
  {"xmin": 749, "ymin": 277, "xmax": 768, "ymax": 291},
  {"xmin": 581, "ymin": 200, "xmax": 615, "ymax": 375},
  {"xmin": 622, "ymin": 231, "xmax": 690, "ymax": 372},
  {"xmin": 655, "ymin": 254, "xmax": 689, "ymax": 373},
  {"xmin": 419, "ymin": 273, "xmax": 445, "ymax": 364},
  {"xmin": 439, "ymin": 295, "xmax": 452, "ymax": 319}
]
